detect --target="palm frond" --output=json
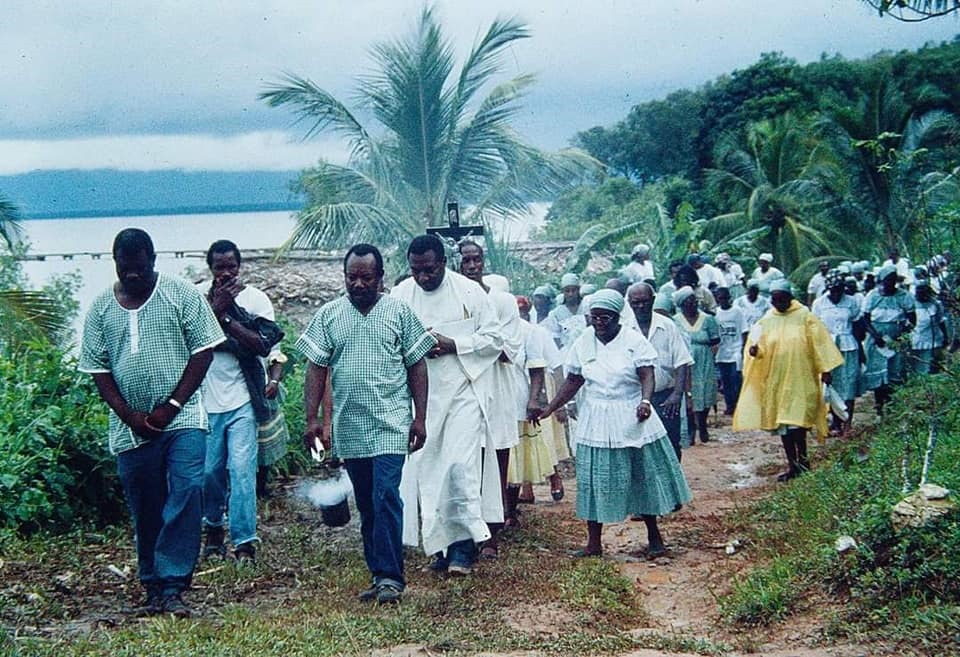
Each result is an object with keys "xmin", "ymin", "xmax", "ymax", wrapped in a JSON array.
[
  {"xmin": 363, "ymin": 7, "xmax": 454, "ymax": 199},
  {"xmin": 452, "ymin": 15, "xmax": 531, "ymax": 125},
  {"xmin": 282, "ymin": 202, "xmax": 418, "ymax": 252},
  {"xmin": 0, "ymin": 195, "xmax": 23, "ymax": 250},
  {"xmin": 0, "ymin": 289, "xmax": 67, "ymax": 337},
  {"xmin": 444, "ymin": 74, "xmax": 536, "ymax": 202},
  {"xmin": 258, "ymin": 74, "xmax": 374, "ymax": 160}
]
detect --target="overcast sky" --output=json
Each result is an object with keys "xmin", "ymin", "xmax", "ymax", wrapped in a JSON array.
[{"xmin": 1, "ymin": 1, "xmax": 956, "ymax": 175}]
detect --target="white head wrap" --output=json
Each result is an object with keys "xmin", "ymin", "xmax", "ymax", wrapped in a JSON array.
[
  {"xmin": 672, "ymin": 286, "xmax": 696, "ymax": 307},
  {"xmin": 589, "ymin": 289, "xmax": 625, "ymax": 314},
  {"xmin": 560, "ymin": 273, "xmax": 580, "ymax": 289}
]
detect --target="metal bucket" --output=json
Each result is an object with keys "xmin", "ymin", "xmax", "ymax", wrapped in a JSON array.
[{"xmin": 320, "ymin": 497, "xmax": 351, "ymax": 527}]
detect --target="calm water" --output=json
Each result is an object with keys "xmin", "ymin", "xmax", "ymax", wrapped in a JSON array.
[
  {"xmin": 19, "ymin": 210, "xmax": 299, "ymax": 339},
  {"xmin": 18, "ymin": 204, "xmax": 548, "ymax": 341}
]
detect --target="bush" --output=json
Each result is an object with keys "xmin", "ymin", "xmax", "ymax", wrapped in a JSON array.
[{"xmin": 0, "ymin": 339, "xmax": 124, "ymax": 537}]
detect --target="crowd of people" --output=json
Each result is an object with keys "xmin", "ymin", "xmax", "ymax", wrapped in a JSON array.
[{"xmin": 81, "ymin": 228, "xmax": 957, "ymax": 618}]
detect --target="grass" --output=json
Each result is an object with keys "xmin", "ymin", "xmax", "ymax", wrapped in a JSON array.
[
  {"xmin": 1, "ymin": 504, "xmax": 690, "ymax": 657},
  {"xmin": 718, "ymin": 359, "xmax": 960, "ymax": 652}
]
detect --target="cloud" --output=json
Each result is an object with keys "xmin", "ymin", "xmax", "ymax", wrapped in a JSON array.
[
  {"xmin": 1, "ymin": 0, "xmax": 956, "ymax": 165},
  {"xmin": 0, "ymin": 131, "xmax": 350, "ymax": 175}
]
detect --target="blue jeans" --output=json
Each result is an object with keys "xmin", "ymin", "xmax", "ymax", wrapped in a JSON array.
[
  {"xmin": 203, "ymin": 402, "xmax": 259, "ymax": 546},
  {"xmin": 117, "ymin": 428, "xmax": 205, "ymax": 595},
  {"xmin": 344, "ymin": 454, "xmax": 406, "ymax": 588},
  {"xmin": 717, "ymin": 362, "xmax": 742, "ymax": 413}
]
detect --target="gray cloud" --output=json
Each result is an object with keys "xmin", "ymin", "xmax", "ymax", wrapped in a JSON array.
[{"xmin": 2, "ymin": 0, "xmax": 955, "ymax": 172}]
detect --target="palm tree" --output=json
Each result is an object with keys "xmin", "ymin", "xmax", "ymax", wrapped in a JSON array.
[
  {"xmin": 700, "ymin": 114, "xmax": 853, "ymax": 274},
  {"xmin": 260, "ymin": 7, "xmax": 595, "ymax": 250},
  {"xmin": 0, "ymin": 195, "xmax": 66, "ymax": 340},
  {"xmin": 818, "ymin": 73, "xmax": 959, "ymax": 255}
]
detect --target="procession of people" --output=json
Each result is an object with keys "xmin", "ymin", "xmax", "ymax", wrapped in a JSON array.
[{"xmin": 81, "ymin": 229, "xmax": 957, "ymax": 616}]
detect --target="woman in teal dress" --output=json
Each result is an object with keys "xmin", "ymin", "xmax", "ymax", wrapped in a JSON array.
[
  {"xmin": 862, "ymin": 264, "xmax": 916, "ymax": 415},
  {"xmin": 674, "ymin": 286, "xmax": 720, "ymax": 443}
]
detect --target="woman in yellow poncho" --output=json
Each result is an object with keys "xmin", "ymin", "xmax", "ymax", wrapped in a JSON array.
[{"xmin": 733, "ymin": 280, "xmax": 844, "ymax": 481}]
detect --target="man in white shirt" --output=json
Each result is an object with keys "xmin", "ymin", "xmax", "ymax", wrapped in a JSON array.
[
  {"xmin": 459, "ymin": 242, "xmax": 523, "ymax": 559},
  {"xmin": 626, "ymin": 282, "xmax": 693, "ymax": 461},
  {"xmin": 713, "ymin": 287, "xmax": 748, "ymax": 415},
  {"xmin": 621, "ymin": 243, "xmax": 655, "ymax": 284},
  {"xmin": 806, "ymin": 260, "xmax": 831, "ymax": 305},
  {"xmin": 197, "ymin": 240, "xmax": 283, "ymax": 564}
]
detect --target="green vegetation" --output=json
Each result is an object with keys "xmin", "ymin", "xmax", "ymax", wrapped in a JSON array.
[
  {"xmin": 0, "ymin": 238, "xmax": 122, "ymax": 540},
  {"xmin": 720, "ymin": 359, "xmax": 960, "ymax": 652},
  {"xmin": 554, "ymin": 40, "xmax": 960, "ymax": 280},
  {"xmin": 3, "ymin": 512, "xmax": 708, "ymax": 657},
  {"xmin": 261, "ymin": 7, "xmax": 595, "ymax": 252}
]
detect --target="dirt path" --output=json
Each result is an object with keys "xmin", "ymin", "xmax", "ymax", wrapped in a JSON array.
[
  {"xmin": 1, "ymin": 410, "xmax": 881, "ymax": 656},
  {"xmin": 517, "ymin": 411, "xmax": 874, "ymax": 657}
]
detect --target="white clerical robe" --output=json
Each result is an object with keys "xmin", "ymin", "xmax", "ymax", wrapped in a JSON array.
[
  {"xmin": 481, "ymin": 287, "xmax": 524, "ymax": 450},
  {"xmin": 392, "ymin": 269, "xmax": 504, "ymax": 555}
]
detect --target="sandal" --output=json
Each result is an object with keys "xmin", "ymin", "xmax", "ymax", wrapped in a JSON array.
[{"xmin": 549, "ymin": 474, "xmax": 565, "ymax": 501}]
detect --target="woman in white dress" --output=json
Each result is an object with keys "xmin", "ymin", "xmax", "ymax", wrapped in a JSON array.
[{"xmin": 537, "ymin": 290, "xmax": 691, "ymax": 558}]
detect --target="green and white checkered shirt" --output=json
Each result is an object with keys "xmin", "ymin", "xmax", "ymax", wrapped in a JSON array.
[
  {"xmin": 79, "ymin": 273, "xmax": 225, "ymax": 454},
  {"xmin": 296, "ymin": 294, "xmax": 436, "ymax": 459}
]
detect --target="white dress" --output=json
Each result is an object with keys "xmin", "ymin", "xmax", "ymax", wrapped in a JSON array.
[{"xmin": 565, "ymin": 326, "xmax": 667, "ymax": 449}]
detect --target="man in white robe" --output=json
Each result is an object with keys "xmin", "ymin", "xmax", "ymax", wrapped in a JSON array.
[
  {"xmin": 392, "ymin": 234, "xmax": 503, "ymax": 575},
  {"xmin": 458, "ymin": 241, "xmax": 524, "ymax": 559}
]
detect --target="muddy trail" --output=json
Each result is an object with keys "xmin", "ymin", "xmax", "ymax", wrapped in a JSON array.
[{"xmin": 1, "ymin": 412, "xmax": 880, "ymax": 656}]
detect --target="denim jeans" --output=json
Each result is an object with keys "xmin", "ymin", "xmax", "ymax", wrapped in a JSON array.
[
  {"xmin": 117, "ymin": 428, "xmax": 205, "ymax": 596},
  {"xmin": 717, "ymin": 362, "xmax": 742, "ymax": 413},
  {"xmin": 344, "ymin": 454, "xmax": 406, "ymax": 588},
  {"xmin": 203, "ymin": 402, "xmax": 259, "ymax": 546},
  {"xmin": 447, "ymin": 538, "xmax": 478, "ymax": 567},
  {"xmin": 652, "ymin": 388, "xmax": 683, "ymax": 462}
]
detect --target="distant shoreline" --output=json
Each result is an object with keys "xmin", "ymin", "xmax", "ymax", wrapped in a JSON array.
[{"xmin": 22, "ymin": 202, "xmax": 304, "ymax": 221}]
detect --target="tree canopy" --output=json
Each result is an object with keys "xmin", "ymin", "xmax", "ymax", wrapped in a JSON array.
[{"xmin": 551, "ymin": 39, "xmax": 960, "ymax": 279}]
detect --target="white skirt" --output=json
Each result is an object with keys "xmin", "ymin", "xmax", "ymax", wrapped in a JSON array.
[{"xmin": 574, "ymin": 394, "xmax": 667, "ymax": 450}]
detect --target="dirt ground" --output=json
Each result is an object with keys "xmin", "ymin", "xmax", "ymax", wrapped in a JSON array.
[
  {"xmin": 504, "ymin": 411, "xmax": 876, "ymax": 657},
  {"xmin": 1, "ymin": 410, "xmax": 884, "ymax": 656}
]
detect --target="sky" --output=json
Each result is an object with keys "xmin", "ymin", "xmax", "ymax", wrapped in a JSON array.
[{"xmin": 1, "ymin": 0, "xmax": 957, "ymax": 175}]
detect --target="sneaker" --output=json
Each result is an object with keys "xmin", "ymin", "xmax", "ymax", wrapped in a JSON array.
[
  {"xmin": 160, "ymin": 593, "xmax": 192, "ymax": 618},
  {"xmin": 136, "ymin": 588, "xmax": 163, "ymax": 616},
  {"xmin": 424, "ymin": 553, "xmax": 448, "ymax": 573},
  {"xmin": 376, "ymin": 583, "xmax": 403, "ymax": 605},
  {"xmin": 358, "ymin": 583, "xmax": 378, "ymax": 602},
  {"xmin": 234, "ymin": 542, "xmax": 256, "ymax": 565},
  {"xmin": 447, "ymin": 563, "xmax": 473, "ymax": 576},
  {"xmin": 203, "ymin": 526, "xmax": 227, "ymax": 559}
]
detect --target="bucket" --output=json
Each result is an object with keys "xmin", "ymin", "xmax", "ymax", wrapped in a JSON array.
[{"xmin": 320, "ymin": 497, "xmax": 351, "ymax": 527}]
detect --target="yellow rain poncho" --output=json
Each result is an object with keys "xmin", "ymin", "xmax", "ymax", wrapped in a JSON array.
[{"xmin": 733, "ymin": 300, "xmax": 843, "ymax": 439}]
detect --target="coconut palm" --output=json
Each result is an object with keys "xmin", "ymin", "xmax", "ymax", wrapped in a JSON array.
[
  {"xmin": 818, "ymin": 73, "xmax": 959, "ymax": 255},
  {"xmin": 0, "ymin": 195, "xmax": 66, "ymax": 340},
  {"xmin": 700, "ymin": 114, "xmax": 854, "ymax": 274},
  {"xmin": 261, "ymin": 7, "xmax": 595, "ymax": 251}
]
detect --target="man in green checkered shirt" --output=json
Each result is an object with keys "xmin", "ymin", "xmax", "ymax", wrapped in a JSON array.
[
  {"xmin": 298, "ymin": 243, "xmax": 434, "ymax": 605},
  {"xmin": 79, "ymin": 228, "xmax": 224, "ymax": 618}
]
